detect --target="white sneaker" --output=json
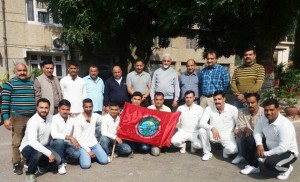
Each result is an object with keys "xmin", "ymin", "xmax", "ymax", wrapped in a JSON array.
[
  {"xmin": 107, "ymin": 156, "xmax": 111, "ymax": 163},
  {"xmin": 240, "ymin": 165, "xmax": 260, "ymax": 175},
  {"xmin": 232, "ymin": 155, "xmax": 245, "ymax": 164},
  {"xmin": 58, "ymin": 164, "xmax": 66, "ymax": 175},
  {"xmin": 277, "ymin": 165, "xmax": 293, "ymax": 180},
  {"xmin": 202, "ymin": 153, "xmax": 213, "ymax": 161},
  {"xmin": 222, "ymin": 149, "xmax": 229, "ymax": 159},
  {"xmin": 180, "ymin": 143, "xmax": 186, "ymax": 153},
  {"xmin": 191, "ymin": 147, "xmax": 196, "ymax": 153}
]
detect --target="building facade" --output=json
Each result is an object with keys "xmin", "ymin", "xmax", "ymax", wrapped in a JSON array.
[{"xmin": 0, "ymin": 0, "xmax": 68, "ymax": 80}]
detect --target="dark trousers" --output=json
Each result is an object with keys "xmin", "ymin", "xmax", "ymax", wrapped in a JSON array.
[
  {"xmin": 264, "ymin": 151, "xmax": 297, "ymax": 172},
  {"xmin": 164, "ymin": 99, "xmax": 178, "ymax": 112},
  {"xmin": 243, "ymin": 136, "xmax": 259, "ymax": 167},
  {"xmin": 21, "ymin": 145, "xmax": 61, "ymax": 175}
]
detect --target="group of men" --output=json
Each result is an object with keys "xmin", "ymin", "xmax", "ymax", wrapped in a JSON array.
[{"xmin": 0, "ymin": 45, "xmax": 298, "ymax": 181}]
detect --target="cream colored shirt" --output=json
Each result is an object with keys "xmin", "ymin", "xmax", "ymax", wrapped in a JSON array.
[{"xmin": 237, "ymin": 106, "xmax": 264, "ymax": 132}]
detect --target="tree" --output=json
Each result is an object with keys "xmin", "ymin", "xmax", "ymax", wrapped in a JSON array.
[{"xmin": 49, "ymin": 0, "xmax": 300, "ymax": 74}]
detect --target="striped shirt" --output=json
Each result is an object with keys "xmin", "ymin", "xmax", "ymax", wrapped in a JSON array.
[
  {"xmin": 199, "ymin": 64, "xmax": 230, "ymax": 96},
  {"xmin": 1, "ymin": 77, "xmax": 36, "ymax": 120},
  {"xmin": 231, "ymin": 63, "xmax": 265, "ymax": 94}
]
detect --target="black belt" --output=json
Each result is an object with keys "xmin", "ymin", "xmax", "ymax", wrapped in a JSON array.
[{"xmin": 203, "ymin": 94, "xmax": 213, "ymax": 98}]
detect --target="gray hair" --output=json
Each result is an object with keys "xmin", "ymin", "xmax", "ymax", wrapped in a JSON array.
[{"xmin": 162, "ymin": 53, "xmax": 172, "ymax": 61}]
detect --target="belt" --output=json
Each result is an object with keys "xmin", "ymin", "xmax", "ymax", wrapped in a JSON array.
[{"xmin": 203, "ymin": 94, "xmax": 213, "ymax": 98}]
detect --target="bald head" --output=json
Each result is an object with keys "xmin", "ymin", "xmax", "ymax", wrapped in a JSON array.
[
  {"xmin": 15, "ymin": 63, "xmax": 28, "ymax": 80},
  {"xmin": 186, "ymin": 59, "xmax": 196, "ymax": 74},
  {"xmin": 112, "ymin": 65, "xmax": 122, "ymax": 79}
]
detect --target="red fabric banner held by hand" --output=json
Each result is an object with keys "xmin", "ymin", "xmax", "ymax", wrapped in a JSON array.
[{"xmin": 117, "ymin": 102, "xmax": 180, "ymax": 147}]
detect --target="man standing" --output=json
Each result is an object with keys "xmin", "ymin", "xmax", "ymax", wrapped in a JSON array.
[
  {"xmin": 199, "ymin": 49, "xmax": 230, "ymax": 108},
  {"xmin": 171, "ymin": 90, "xmax": 203, "ymax": 153},
  {"xmin": 231, "ymin": 46, "xmax": 265, "ymax": 108},
  {"xmin": 1, "ymin": 63, "xmax": 36, "ymax": 175},
  {"xmin": 19, "ymin": 98, "xmax": 62, "ymax": 182},
  {"xmin": 127, "ymin": 59, "xmax": 151, "ymax": 107},
  {"xmin": 199, "ymin": 90, "xmax": 238, "ymax": 161},
  {"xmin": 60, "ymin": 62, "xmax": 86, "ymax": 116},
  {"xmin": 104, "ymin": 65, "xmax": 129, "ymax": 112},
  {"xmin": 50, "ymin": 99, "xmax": 80, "ymax": 174},
  {"xmin": 74, "ymin": 99, "xmax": 108, "ymax": 169},
  {"xmin": 179, "ymin": 59, "xmax": 200, "ymax": 104},
  {"xmin": 232, "ymin": 93, "xmax": 264, "ymax": 167},
  {"xmin": 147, "ymin": 92, "xmax": 171, "ymax": 156},
  {"xmin": 100, "ymin": 103, "xmax": 132, "ymax": 158},
  {"xmin": 253, "ymin": 99, "xmax": 298, "ymax": 180},
  {"xmin": 84, "ymin": 65, "xmax": 105, "ymax": 114},
  {"xmin": 150, "ymin": 53, "xmax": 180, "ymax": 111},
  {"xmin": 34, "ymin": 60, "xmax": 63, "ymax": 115}
]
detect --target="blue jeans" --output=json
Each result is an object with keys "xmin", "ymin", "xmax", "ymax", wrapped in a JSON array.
[
  {"xmin": 100, "ymin": 136, "xmax": 132, "ymax": 156},
  {"xmin": 79, "ymin": 144, "xmax": 108, "ymax": 169},
  {"xmin": 50, "ymin": 139, "xmax": 80, "ymax": 163},
  {"xmin": 21, "ymin": 145, "xmax": 61, "ymax": 175},
  {"xmin": 234, "ymin": 97, "xmax": 247, "ymax": 109}
]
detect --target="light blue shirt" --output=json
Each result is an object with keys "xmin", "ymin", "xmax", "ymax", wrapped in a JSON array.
[{"xmin": 84, "ymin": 75, "xmax": 105, "ymax": 112}]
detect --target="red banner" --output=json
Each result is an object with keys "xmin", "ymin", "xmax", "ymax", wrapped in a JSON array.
[{"xmin": 117, "ymin": 102, "xmax": 180, "ymax": 147}]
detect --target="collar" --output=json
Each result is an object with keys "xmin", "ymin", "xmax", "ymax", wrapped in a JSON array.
[
  {"xmin": 87, "ymin": 75, "xmax": 99, "ymax": 81},
  {"xmin": 184, "ymin": 71, "xmax": 197, "ymax": 76},
  {"xmin": 107, "ymin": 113, "xmax": 120, "ymax": 122},
  {"xmin": 67, "ymin": 74, "xmax": 78, "ymax": 80},
  {"xmin": 269, "ymin": 113, "xmax": 281, "ymax": 126},
  {"xmin": 134, "ymin": 71, "xmax": 144, "ymax": 76},
  {"xmin": 114, "ymin": 77, "xmax": 123, "ymax": 82},
  {"xmin": 35, "ymin": 112, "xmax": 51, "ymax": 123}
]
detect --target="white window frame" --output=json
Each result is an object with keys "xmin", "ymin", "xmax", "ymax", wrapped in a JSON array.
[
  {"xmin": 26, "ymin": 0, "xmax": 60, "ymax": 26},
  {"xmin": 28, "ymin": 53, "xmax": 66, "ymax": 79}
]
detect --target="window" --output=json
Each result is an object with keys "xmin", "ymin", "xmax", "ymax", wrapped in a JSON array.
[
  {"xmin": 28, "ymin": 53, "xmax": 66, "ymax": 78},
  {"xmin": 186, "ymin": 37, "xmax": 198, "ymax": 49},
  {"xmin": 26, "ymin": 0, "xmax": 58, "ymax": 24}
]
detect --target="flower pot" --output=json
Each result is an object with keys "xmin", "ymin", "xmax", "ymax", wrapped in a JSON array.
[{"xmin": 284, "ymin": 107, "xmax": 299, "ymax": 118}]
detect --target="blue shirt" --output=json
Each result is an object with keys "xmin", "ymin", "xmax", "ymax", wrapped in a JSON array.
[
  {"xmin": 199, "ymin": 64, "xmax": 230, "ymax": 96},
  {"xmin": 84, "ymin": 75, "xmax": 105, "ymax": 112},
  {"xmin": 179, "ymin": 71, "xmax": 200, "ymax": 99}
]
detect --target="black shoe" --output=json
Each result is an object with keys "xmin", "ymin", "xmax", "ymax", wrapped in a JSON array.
[
  {"xmin": 128, "ymin": 151, "xmax": 134, "ymax": 158},
  {"xmin": 35, "ymin": 166, "xmax": 47, "ymax": 176},
  {"xmin": 13, "ymin": 162, "xmax": 23, "ymax": 175}
]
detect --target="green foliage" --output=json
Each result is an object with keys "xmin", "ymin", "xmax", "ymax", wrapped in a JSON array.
[
  {"xmin": 28, "ymin": 68, "xmax": 43, "ymax": 81},
  {"xmin": 48, "ymin": 0, "xmax": 300, "ymax": 64},
  {"xmin": 0, "ymin": 72, "xmax": 8, "ymax": 86},
  {"xmin": 262, "ymin": 66, "xmax": 300, "ymax": 107}
]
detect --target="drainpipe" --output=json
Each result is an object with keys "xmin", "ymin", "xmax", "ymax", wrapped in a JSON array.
[{"xmin": 2, "ymin": 0, "xmax": 9, "ymax": 79}]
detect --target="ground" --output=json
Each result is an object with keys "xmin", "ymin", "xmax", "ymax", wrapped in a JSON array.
[{"xmin": 0, "ymin": 121, "xmax": 300, "ymax": 182}]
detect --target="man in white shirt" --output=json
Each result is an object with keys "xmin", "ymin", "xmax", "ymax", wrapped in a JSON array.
[
  {"xmin": 147, "ymin": 92, "xmax": 171, "ymax": 156},
  {"xmin": 100, "ymin": 103, "xmax": 132, "ymax": 157},
  {"xmin": 19, "ymin": 98, "xmax": 62, "ymax": 182},
  {"xmin": 253, "ymin": 99, "xmax": 298, "ymax": 180},
  {"xmin": 171, "ymin": 90, "xmax": 203, "ymax": 153},
  {"xmin": 199, "ymin": 90, "xmax": 238, "ymax": 161},
  {"xmin": 50, "ymin": 99, "xmax": 80, "ymax": 174},
  {"xmin": 148, "ymin": 92, "xmax": 171, "ymax": 112},
  {"xmin": 74, "ymin": 99, "xmax": 108, "ymax": 169},
  {"xmin": 60, "ymin": 62, "xmax": 87, "ymax": 116}
]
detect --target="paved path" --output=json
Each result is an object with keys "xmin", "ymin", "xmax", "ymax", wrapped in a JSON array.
[{"xmin": 1, "ymin": 121, "xmax": 300, "ymax": 182}]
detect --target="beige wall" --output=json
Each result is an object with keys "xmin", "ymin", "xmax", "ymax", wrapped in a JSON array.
[
  {"xmin": 0, "ymin": 0, "xmax": 64, "ymax": 78},
  {"xmin": 150, "ymin": 36, "xmax": 236, "ymax": 76}
]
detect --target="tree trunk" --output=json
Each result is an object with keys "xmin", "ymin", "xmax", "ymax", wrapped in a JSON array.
[{"xmin": 293, "ymin": 21, "xmax": 300, "ymax": 69}]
